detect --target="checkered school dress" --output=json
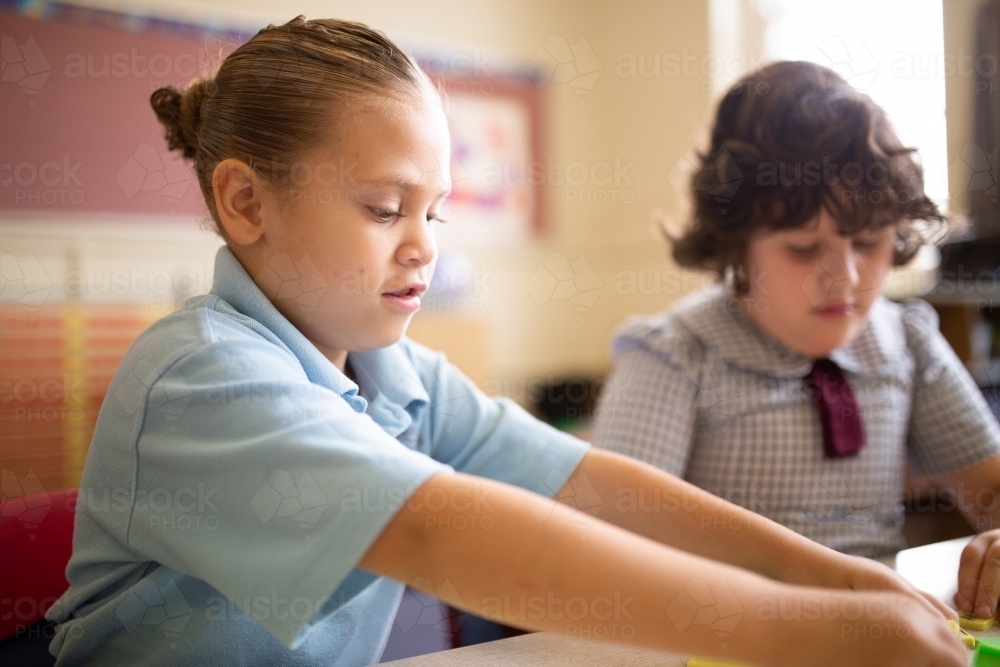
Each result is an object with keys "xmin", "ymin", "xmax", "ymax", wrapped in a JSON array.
[{"xmin": 592, "ymin": 285, "xmax": 1000, "ymax": 557}]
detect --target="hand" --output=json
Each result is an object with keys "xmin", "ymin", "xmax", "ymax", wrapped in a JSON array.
[
  {"xmin": 780, "ymin": 590, "xmax": 965, "ymax": 667},
  {"xmin": 955, "ymin": 529, "xmax": 1000, "ymax": 618},
  {"xmin": 828, "ymin": 553, "xmax": 957, "ymax": 621}
]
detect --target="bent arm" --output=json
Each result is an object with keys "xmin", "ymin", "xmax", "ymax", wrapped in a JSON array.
[{"xmin": 937, "ymin": 453, "xmax": 1000, "ymax": 617}]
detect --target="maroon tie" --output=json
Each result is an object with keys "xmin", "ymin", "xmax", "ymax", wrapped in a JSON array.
[{"xmin": 805, "ymin": 359, "xmax": 866, "ymax": 458}]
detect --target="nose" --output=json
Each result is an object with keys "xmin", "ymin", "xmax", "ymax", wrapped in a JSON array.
[
  {"xmin": 845, "ymin": 251, "xmax": 860, "ymax": 287},
  {"xmin": 819, "ymin": 241, "xmax": 861, "ymax": 293},
  {"xmin": 396, "ymin": 216, "xmax": 437, "ymax": 267}
]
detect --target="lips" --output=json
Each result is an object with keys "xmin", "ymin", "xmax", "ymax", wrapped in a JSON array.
[
  {"xmin": 814, "ymin": 302, "xmax": 854, "ymax": 316},
  {"xmin": 381, "ymin": 282, "xmax": 428, "ymax": 313},
  {"xmin": 383, "ymin": 283, "xmax": 427, "ymax": 298}
]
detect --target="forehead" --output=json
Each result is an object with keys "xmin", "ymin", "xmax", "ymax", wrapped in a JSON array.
[{"xmin": 327, "ymin": 97, "xmax": 451, "ymax": 186}]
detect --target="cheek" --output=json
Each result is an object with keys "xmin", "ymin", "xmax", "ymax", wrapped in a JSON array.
[
  {"xmin": 857, "ymin": 249, "xmax": 894, "ymax": 298},
  {"xmin": 749, "ymin": 255, "xmax": 812, "ymax": 306}
]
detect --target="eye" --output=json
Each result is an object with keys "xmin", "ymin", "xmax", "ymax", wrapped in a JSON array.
[
  {"xmin": 787, "ymin": 244, "xmax": 819, "ymax": 258},
  {"xmin": 853, "ymin": 236, "xmax": 882, "ymax": 250},
  {"xmin": 427, "ymin": 213, "xmax": 448, "ymax": 224},
  {"xmin": 369, "ymin": 207, "xmax": 401, "ymax": 223}
]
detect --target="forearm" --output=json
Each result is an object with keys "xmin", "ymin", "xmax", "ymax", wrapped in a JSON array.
[
  {"xmin": 359, "ymin": 471, "xmax": 793, "ymax": 662},
  {"xmin": 566, "ymin": 449, "xmax": 855, "ymax": 586}
]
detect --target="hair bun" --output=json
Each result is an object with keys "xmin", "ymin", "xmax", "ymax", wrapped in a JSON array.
[{"xmin": 150, "ymin": 79, "xmax": 211, "ymax": 160}]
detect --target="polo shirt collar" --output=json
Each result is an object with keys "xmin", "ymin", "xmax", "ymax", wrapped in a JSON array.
[
  {"xmin": 210, "ymin": 247, "xmax": 362, "ymax": 404},
  {"xmin": 208, "ymin": 248, "xmax": 426, "ymax": 430},
  {"xmin": 672, "ymin": 285, "xmax": 906, "ymax": 378},
  {"xmin": 350, "ymin": 347, "xmax": 430, "ymax": 440},
  {"xmin": 209, "ymin": 247, "xmax": 429, "ymax": 435}
]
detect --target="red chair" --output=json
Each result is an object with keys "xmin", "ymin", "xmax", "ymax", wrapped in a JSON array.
[{"xmin": 0, "ymin": 488, "xmax": 77, "ymax": 651}]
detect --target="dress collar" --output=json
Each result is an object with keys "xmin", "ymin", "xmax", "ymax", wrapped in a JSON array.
[{"xmin": 669, "ymin": 285, "xmax": 907, "ymax": 378}]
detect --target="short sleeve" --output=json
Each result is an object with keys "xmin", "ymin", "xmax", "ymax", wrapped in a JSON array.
[
  {"xmin": 402, "ymin": 341, "xmax": 589, "ymax": 497},
  {"xmin": 124, "ymin": 336, "xmax": 450, "ymax": 649},
  {"xmin": 591, "ymin": 338, "xmax": 700, "ymax": 477},
  {"xmin": 904, "ymin": 299, "xmax": 1000, "ymax": 475}
]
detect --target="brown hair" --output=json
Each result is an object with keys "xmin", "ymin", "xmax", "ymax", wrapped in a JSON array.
[
  {"xmin": 671, "ymin": 60, "xmax": 947, "ymax": 289},
  {"xmin": 150, "ymin": 16, "xmax": 436, "ymax": 233}
]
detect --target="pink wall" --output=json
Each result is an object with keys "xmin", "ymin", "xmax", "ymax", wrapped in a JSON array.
[{"xmin": 1, "ymin": 9, "xmax": 239, "ymax": 217}]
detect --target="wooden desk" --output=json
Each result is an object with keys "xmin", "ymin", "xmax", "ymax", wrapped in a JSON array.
[{"xmin": 382, "ymin": 537, "xmax": 993, "ymax": 666}]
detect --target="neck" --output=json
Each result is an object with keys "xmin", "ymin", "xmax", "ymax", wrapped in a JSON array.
[{"xmin": 310, "ymin": 339, "xmax": 348, "ymax": 373}]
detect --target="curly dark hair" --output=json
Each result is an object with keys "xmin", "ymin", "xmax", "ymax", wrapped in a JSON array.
[{"xmin": 670, "ymin": 60, "xmax": 948, "ymax": 288}]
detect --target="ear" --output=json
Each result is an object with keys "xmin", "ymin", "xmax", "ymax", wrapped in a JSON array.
[{"xmin": 212, "ymin": 159, "xmax": 269, "ymax": 246}]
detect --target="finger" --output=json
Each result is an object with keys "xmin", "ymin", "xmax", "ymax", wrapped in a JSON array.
[
  {"xmin": 888, "ymin": 573, "xmax": 956, "ymax": 620},
  {"xmin": 878, "ymin": 569, "xmax": 955, "ymax": 620},
  {"xmin": 972, "ymin": 537, "xmax": 1000, "ymax": 618},
  {"xmin": 919, "ymin": 590, "xmax": 957, "ymax": 620},
  {"xmin": 956, "ymin": 538, "xmax": 988, "ymax": 613},
  {"xmin": 931, "ymin": 619, "xmax": 968, "ymax": 667}
]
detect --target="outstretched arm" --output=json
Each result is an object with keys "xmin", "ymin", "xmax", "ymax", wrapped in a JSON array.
[
  {"xmin": 563, "ymin": 449, "xmax": 957, "ymax": 617},
  {"xmin": 359, "ymin": 469, "xmax": 964, "ymax": 667}
]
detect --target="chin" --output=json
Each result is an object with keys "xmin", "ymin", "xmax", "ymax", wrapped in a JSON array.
[
  {"xmin": 808, "ymin": 332, "xmax": 857, "ymax": 358},
  {"xmin": 377, "ymin": 326, "xmax": 410, "ymax": 349}
]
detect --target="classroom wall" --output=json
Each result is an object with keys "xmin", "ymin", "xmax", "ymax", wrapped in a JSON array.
[
  {"xmin": 4, "ymin": 0, "xmax": 984, "ymax": 441},
  {"xmin": 2, "ymin": 0, "xmax": 717, "ymax": 397},
  {"xmin": 943, "ymin": 0, "xmax": 993, "ymax": 217}
]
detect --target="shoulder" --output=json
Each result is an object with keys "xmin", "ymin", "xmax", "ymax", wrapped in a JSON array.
[
  {"xmin": 113, "ymin": 295, "xmax": 305, "ymax": 410},
  {"xmin": 897, "ymin": 297, "xmax": 940, "ymax": 333},
  {"xmin": 611, "ymin": 290, "xmax": 723, "ymax": 370},
  {"xmin": 394, "ymin": 335, "xmax": 445, "ymax": 369},
  {"xmin": 886, "ymin": 297, "xmax": 941, "ymax": 357},
  {"xmin": 895, "ymin": 297, "xmax": 951, "ymax": 372},
  {"xmin": 392, "ymin": 336, "xmax": 451, "ymax": 386},
  {"xmin": 390, "ymin": 337, "xmax": 476, "ymax": 405},
  {"xmin": 132, "ymin": 293, "xmax": 286, "ymax": 347}
]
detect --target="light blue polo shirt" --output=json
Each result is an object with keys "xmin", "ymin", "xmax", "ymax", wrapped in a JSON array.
[{"xmin": 47, "ymin": 246, "xmax": 589, "ymax": 666}]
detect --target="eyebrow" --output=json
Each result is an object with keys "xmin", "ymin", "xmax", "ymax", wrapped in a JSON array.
[{"xmin": 359, "ymin": 173, "xmax": 452, "ymax": 197}]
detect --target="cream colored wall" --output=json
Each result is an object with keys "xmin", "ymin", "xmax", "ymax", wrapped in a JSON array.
[
  {"xmin": 943, "ymin": 0, "xmax": 992, "ymax": 217},
  {"xmin": 32, "ymin": 0, "xmax": 716, "ymax": 395},
  {"xmin": 530, "ymin": 0, "xmax": 714, "ymax": 381}
]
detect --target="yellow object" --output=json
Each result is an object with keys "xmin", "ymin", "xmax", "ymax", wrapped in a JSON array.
[
  {"xmin": 687, "ymin": 658, "xmax": 750, "ymax": 667},
  {"xmin": 960, "ymin": 612, "xmax": 998, "ymax": 632},
  {"xmin": 948, "ymin": 619, "xmax": 978, "ymax": 647}
]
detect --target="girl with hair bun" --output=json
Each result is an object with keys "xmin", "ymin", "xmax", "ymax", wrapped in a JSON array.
[{"xmin": 47, "ymin": 20, "xmax": 965, "ymax": 667}]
